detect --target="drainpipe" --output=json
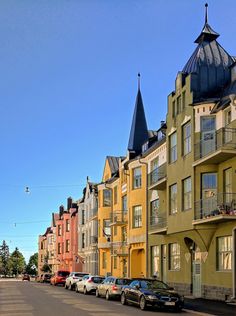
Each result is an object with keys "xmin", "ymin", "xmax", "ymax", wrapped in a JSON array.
[
  {"xmin": 139, "ymin": 157, "xmax": 149, "ymax": 278},
  {"xmin": 104, "ymin": 182, "xmax": 113, "ymax": 276},
  {"xmin": 232, "ymin": 227, "xmax": 236, "ymax": 299}
]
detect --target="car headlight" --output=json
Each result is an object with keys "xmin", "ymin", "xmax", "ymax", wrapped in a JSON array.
[{"xmin": 147, "ymin": 295, "xmax": 157, "ymax": 300}]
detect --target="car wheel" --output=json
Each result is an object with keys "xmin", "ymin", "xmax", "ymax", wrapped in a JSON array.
[
  {"xmin": 139, "ymin": 295, "xmax": 147, "ymax": 310},
  {"xmin": 75, "ymin": 285, "xmax": 79, "ymax": 293},
  {"xmin": 175, "ymin": 307, "xmax": 182, "ymax": 313},
  {"xmin": 96, "ymin": 289, "xmax": 100, "ymax": 297},
  {"xmin": 65, "ymin": 283, "xmax": 68, "ymax": 289},
  {"xmin": 106, "ymin": 290, "xmax": 110, "ymax": 300},
  {"xmin": 83, "ymin": 286, "xmax": 87, "ymax": 295},
  {"xmin": 121, "ymin": 292, "xmax": 127, "ymax": 305}
]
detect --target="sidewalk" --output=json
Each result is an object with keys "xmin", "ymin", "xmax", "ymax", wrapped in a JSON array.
[{"xmin": 184, "ymin": 297, "xmax": 236, "ymax": 316}]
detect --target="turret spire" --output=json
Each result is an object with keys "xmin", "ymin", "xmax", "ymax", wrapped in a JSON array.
[
  {"xmin": 138, "ymin": 72, "xmax": 141, "ymax": 90},
  {"xmin": 205, "ymin": 3, "xmax": 208, "ymax": 24}
]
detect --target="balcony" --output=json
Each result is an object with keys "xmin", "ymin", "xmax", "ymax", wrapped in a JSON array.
[
  {"xmin": 148, "ymin": 163, "xmax": 167, "ymax": 190},
  {"xmin": 112, "ymin": 241, "xmax": 129, "ymax": 257},
  {"xmin": 89, "ymin": 208, "xmax": 98, "ymax": 219},
  {"xmin": 149, "ymin": 215, "xmax": 167, "ymax": 234},
  {"xmin": 90, "ymin": 236, "xmax": 98, "ymax": 246},
  {"xmin": 110, "ymin": 211, "xmax": 128, "ymax": 226},
  {"xmin": 193, "ymin": 193, "xmax": 236, "ymax": 225},
  {"xmin": 194, "ymin": 128, "xmax": 236, "ymax": 166}
]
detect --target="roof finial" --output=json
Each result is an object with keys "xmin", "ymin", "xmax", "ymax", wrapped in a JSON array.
[
  {"xmin": 205, "ymin": 3, "xmax": 208, "ymax": 24},
  {"xmin": 138, "ymin": 72, "xmax": 141, "ymax": 90}
]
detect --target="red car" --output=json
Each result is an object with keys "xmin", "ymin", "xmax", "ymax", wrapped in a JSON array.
[{"xmin": 50, "ymin": 270, "xmax": 70, "ymax": 286}]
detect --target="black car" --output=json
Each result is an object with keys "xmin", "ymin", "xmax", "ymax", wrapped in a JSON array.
[{"xmin": 121, "ymin": 278, "xmax": 184, "ymax": 311}]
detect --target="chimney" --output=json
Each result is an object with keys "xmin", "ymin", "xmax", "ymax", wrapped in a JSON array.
[{"xmin": 59, "ymin": 205, "xmax": 64, "ymax": 218}]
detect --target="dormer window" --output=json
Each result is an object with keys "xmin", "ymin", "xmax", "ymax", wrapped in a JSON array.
[{"xmin": 142, "ymin": 142, "xmax": 148, "ymax": 152}]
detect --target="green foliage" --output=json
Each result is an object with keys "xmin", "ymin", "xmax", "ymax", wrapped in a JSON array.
[
  {"xmin": 25, "ymin": 253, "xmax": 38, "ymax": 275},
  {"xmin": 9, "ymin": 247, "xmax": 26, "ymax": 276},
  {"xmin": 41, "ymin": 263, "xmax": 51, "ymax": 273},
  {"xmin": 0, "ymin": 240, "xmax": 11, "ymax": 276}
]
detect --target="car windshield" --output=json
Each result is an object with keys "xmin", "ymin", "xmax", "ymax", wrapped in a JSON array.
[
  {"xmin": 75, "ymin": 273, "xmax": 87, "ymax": 277},
  {"xmin": 116, "ymin": 279, "xmax": 131, "ymax": 285},
  {"xmin": 92, "ymin": 277, "xmax": 104, "ymax": 283},
  {"xmin": 141, "ymin": 280, "xmax": 170, "ymax": 290},
  {"xmin": 58, "ymin": 271, "xmax": 69, "ymax": 277}
]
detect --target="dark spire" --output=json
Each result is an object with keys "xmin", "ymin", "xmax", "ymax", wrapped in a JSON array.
[
  {"xmin": 194, "ymin": 3, "xmax": 219, "ymax": 44},
  {"xmin": 128, "ymin": 74, "xmax": 148, "ymax": 154}
]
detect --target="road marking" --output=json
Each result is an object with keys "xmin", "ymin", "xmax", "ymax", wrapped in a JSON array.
[
  {"xmin": 183, "ymin": 308, "xmax": 216, "ymax": 316},
  {"xmin": 0, "ymin": 314, "xmax": 33, "ymax": 316},
  {"xmin": 0, "ymin": 300, "xmax": 25, "ymax": 304},
  {"xmin": 0, "ymin": 304, "xmax": 33, "ymax": 312}
]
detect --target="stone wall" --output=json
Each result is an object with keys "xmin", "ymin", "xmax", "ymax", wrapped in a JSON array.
[{"xmin": 202, "ymin": 285, "xmax": 232, "ymax": 301}]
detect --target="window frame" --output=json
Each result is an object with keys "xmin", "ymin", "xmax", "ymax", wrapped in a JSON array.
[
  {"xmin": 217, "ymin": 236, "xmax": 232, "ymax": 271},
  {"xmin": 169, "ymin": 132, "xmax": 177, "ymax": 163},
  {"xmin": 169, "ymin": 183, "xmax": 177, "ymax": 215},
  {"xmin": 169, "ymin": 243, "xmax": 180, "ymax": 271},
  {"xmin": 133, "ymin": 205, "xmax": 142, "ymax": 228},
  {"xmin": 182, "ymin": 177, "xmax": 192, "ymax": 211},
  {"xmin": 133, "ymin": 167, "xmax": 142, "ymax": 189},
  {"xmin": 182, "ymin": 122, "xmax": 191, "ymax": 156}
]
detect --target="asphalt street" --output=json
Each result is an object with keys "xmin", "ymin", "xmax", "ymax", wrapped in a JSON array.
[{"xmin": 0, "ymin": 280, "xmax": 234, "ymax": 316}]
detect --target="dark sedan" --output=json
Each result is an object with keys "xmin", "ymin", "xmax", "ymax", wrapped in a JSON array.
[{"xmin": 121, "ymin": 278, "xmax": 184, "ymax": 311}]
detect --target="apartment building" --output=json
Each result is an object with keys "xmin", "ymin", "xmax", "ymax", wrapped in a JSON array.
[
  {"xmin": 78, "ymin": 178, "xmax": 98, "ymax": 274},
  {"xmin": 148, "ymin": 10, "xmax": 236, "ymax": 300}
]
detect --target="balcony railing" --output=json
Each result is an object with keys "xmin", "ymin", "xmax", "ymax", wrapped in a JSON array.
[
  {"xmin": 112, "ymin": 241, "xmax": 128, "ymax": 256},
  {"xmin": 194, "ymin": 128, "xmax": 236, "ymax": 163},
  {"xmin": 194, "ymin": 193, "xmax": 236, "ymax": 222},
  {"xmin": 148, "ymin": 163, "xmax": 167, "ymax": 190},
  {"xmin": 149, "ymin": 215, "xmax": 167, "ymax": 233},
  {"xmin": 110, "ymin": 211, "xmax": 128, "ymax": 225}
]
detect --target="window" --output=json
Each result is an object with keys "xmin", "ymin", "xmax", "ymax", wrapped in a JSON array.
[
  {"xmin": 58, "ymin": 225, "xmax": 62, "ymax": 236},
  {"xmin": 225, "ymin": 109, "xmax": 231, "ymax": 126},
  {"xmin": 169, "ymin": 184, "xmax": 177, "ymax": 214},
  {"xmin": 201, "ymin": 116, "xmax": 215, "ymax": 131},
  {"xmin": 66, "ymin": 219, "xmax": 70, "ymax": 232},
  {"xmin": 103, "ymin": 219, "xmax": 111, "ymax": 236},
  {"xmin": 81, "ymin": 209, "xmax": 85, "ymax": 225},
  {"xmin": 102, "ymin": 252, "xmax": 107, "ymax": 269},
  {"xmin": 142, "ymin": 142, "xmax": 149, "ymax": 152},
  {"xmin": 122, "ymin": 195, "xmax": 127, "ymax": 211},
  {"xmin": 169, "ymin": 132, "xmax": 177, "ymax": 163},
  {"xmin": 103, "ymin": 189, "xmax": 111, "ymax": 207},
  {"xmin": 172, "ymin": 101, "xmax": 177, "ymax": 118},
  {"xmin": 113, "ymin": 253, "xmax": 117, "ymax": 269},
  {"xmin": 58, "ymin": 243, "xmax": 61, "ymax": 255},
  {"xmin": 41, "ymin": 242, "xmax": 44, "ymax": 250},
  {"xmin": 133, "ymin": 205, "xmax": 142, "ymax": 228},
  {"xmin": 169, "ymin": 243, "xmax": 180, "ymax": 270},
  {"xmin": 182, "ymin": 91, "xmax": 186, "ymax": 109},
  {"xmin": 151, "ymin": 246, "xmax": 160, "ymax": 277},
  {"xmin": 177, "ymin": 96, "xmax": 182, "ymax": 114},
  {"xmin": 133, "ymin": 167, "xmax": 142, "ymax": 189},
  {"xmin": 224, "ymin": 168, "xmax": 232, "ymax": 204},
  {"xmin": 114, "ymin": 186, "xmax": 117, "ymax": 205},
  {"xmin": 82, "ymin": 233, "xmax": 85, "ymax": 248},
  {"xmin": 150, "ymin": 199, "xmax": 159, "ymax": 225},
  {"xmin": 217, "ymin": 236, "xmax": 232, "ymax": 271},
  {"xmin": 183, "ymin": 177, "xmax": 191, "ymax": 210},
  {"xmin": 66, "ymin": 240, "xmax": 70, "ymax": 252},
  {"xmin": 183, "ymin": 122, "xmax": 191, "ymax": 156}
]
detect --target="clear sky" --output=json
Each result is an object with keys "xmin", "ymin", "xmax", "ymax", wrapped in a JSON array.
[{"xmin": 0, "ymin": 0, "xmax": 236, "ymax": 263}]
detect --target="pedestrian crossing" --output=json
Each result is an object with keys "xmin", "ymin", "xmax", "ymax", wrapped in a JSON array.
[{"xmin": 0, "ymin": 282, "xmax": 33, "ymax": 316}]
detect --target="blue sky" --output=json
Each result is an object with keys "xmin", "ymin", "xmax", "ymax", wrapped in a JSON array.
[{"xmin": 0, "ymin": 0, "xmax": 236, "ymax": 262}]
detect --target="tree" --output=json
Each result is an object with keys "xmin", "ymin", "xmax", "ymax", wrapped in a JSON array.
[
  {"xmin": 41, "ymin": 263, "xmax": 51, "ymax": 273},
  {"xmin": 9, "ymin": 247, "xmax": 26, "ymax": 276},
  {"xmin": 0, "ymin": 240, "xmax": 10, "ymax": 276},
  {"xmin": 25, "ymin": 253, "xmax": 38, "ymax": 275}
]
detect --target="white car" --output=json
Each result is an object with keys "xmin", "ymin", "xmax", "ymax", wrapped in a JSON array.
[
  {"xmin": 75, "ymin": 275, "xmax": 105, "ymax": 294},
  {"xmin": 65, "ymin": 272, "xmax": 88, "ymax": 290}
]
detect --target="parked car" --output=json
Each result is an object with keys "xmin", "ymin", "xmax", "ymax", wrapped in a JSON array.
[
  {"xmin": 65, "ymin": 272, "xmax": 89, "ymax": 290},
  {"xmin": 120, "ymin": 278, "xmax": 184, "ymax": 311},
  {"xmin": 96, "ymin": 276, "xmax": 131, "ymax": 300},
  {"xmin": 22, "ymin": 274, "xmax": 30, "ymax": 281},
  {"xmin": 75, "ymin": 275, "xmax": 105, "ymax": 294},
  {"xmin": 41, "ymin": 273, "xmax": 52, "ymax": 283},
  {"xmin": 50, "ymin": 270, "xmax": 70, "ymax": 286}
]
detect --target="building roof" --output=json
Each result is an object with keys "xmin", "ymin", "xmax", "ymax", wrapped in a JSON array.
[
  {"xmin": 107, "ymin": 156, "xmax": 120, "ymax": 176},
  {"xmin": 182, "ymin": 5, "xmax": 234, "ymax": 101},
  {"xmin": 128, "ymin": 88, "xmax": 148, "ymax": 154}
]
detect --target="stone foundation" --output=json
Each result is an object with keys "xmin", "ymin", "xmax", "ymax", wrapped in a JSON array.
[
  {"xmin": 202, "ymin": 285, "xmax": 232, "ymax": 301},
  {"xmin": 167, "ymin": 282, "xmax": 191, "ymax": 296}
]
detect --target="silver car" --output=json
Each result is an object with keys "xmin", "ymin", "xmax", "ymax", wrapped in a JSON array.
[
  {"xmin": 96, "ymin": 276, "xmax": 131, "ymax": 300},
  {"xmin": 75, "ymin": 275, "xmax": 105, "ymax": 294},
  {"xmin": 65, "ymin": 272, "xmax": 88, "ymax": 290}
]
